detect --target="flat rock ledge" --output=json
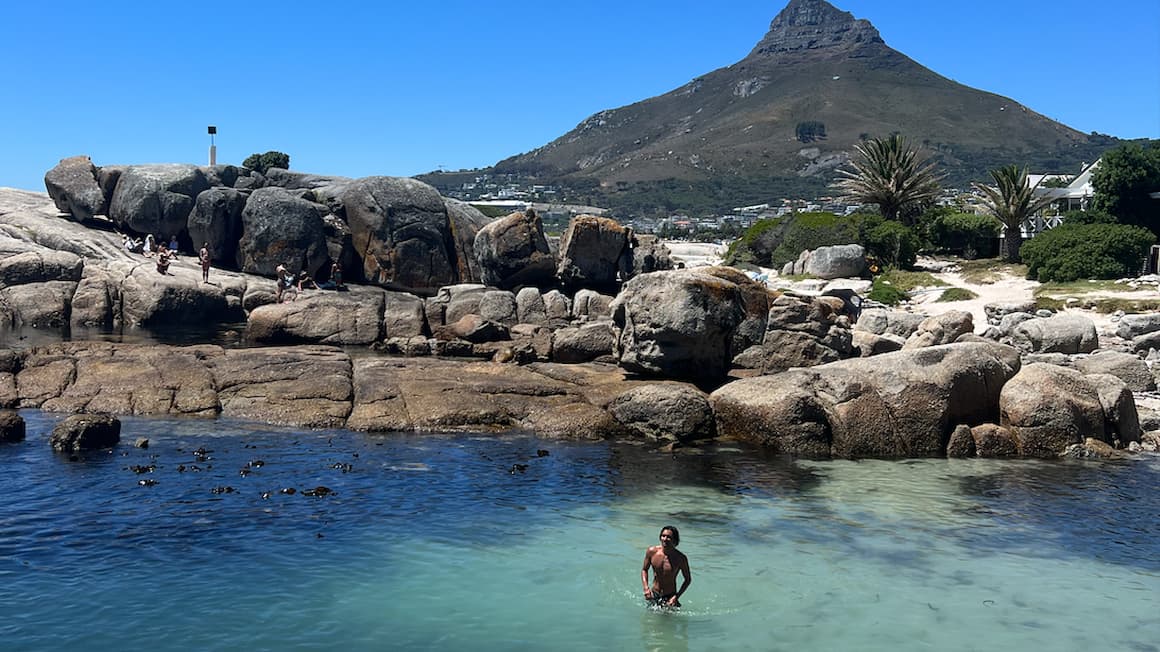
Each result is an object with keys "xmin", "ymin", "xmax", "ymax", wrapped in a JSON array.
[
  {"xmin": 2, "ymin": 341, "xmax": 660, "ymax": 439},
  {"xmin": 1, "ymin": 340, "xmax": 1148, "ymax": 459}
]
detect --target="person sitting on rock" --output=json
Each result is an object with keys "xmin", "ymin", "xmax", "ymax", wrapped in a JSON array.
[
  {"xmin": 297, "ymin": 271, "xmax": 318, "ymax": 291},
  {"xmin": 143, "ymin": 233, "xmax": 156, "ymax": 257},
  {"xmin": 156, "ymin": 248, "xmax": 171, "ymax": 274},
  {"xmin": 275, "ymin": 265, "xmax": 297, "ymax": 303},
  {"xmin": 123, "ymin": 235, "xmax": 143, "ymax": 254},
  {"xmin": 168, "ymin": 235, "xmax": 179, "ymax": 255},
  {"xmin": 317, "ymin": 261, "xmax": 345, "ymax": 291}
]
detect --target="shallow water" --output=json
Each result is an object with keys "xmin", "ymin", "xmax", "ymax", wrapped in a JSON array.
[
  {"xmin": 1, "ymin": 412, "xmax": 1156, "ymax": 651},
  {"xmin": 0, "ymin": 322, "xmax": 250, "ymax": 351}
]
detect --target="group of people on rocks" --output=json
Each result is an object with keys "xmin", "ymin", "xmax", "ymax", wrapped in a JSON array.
[
  {"xmin": 120, "ymin": 233, "xmax": 212, "ymax": 282},
  {"xmin": 274, "ymin": 261, "xmax": 344, "ymax": 303},
  {"xmin": 119, "ymin": 231, "xmax": 344, "ymax": 294},
  {"xmin": 122, "ymin": 233, "xmax": 179, "ymax": 258}
]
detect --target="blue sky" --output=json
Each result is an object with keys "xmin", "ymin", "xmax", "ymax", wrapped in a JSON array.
[{"xmin": 3, "ymin": 0, "xmax": 1157, "ymax": 192}]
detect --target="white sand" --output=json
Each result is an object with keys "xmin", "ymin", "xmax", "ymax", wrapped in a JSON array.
[
  {"xmin": 664, "ymin": 241, "xmax": 726, "ymax": 268},
  {"xmin": 911, "ymin": 270, "xmax": 1142, "ymax": 337},
  {"xmin": 657, "ymin": 242, "xmax": 1150, "ymax": 338}
]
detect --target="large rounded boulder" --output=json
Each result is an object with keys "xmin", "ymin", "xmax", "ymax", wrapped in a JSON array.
[
  {"xmin": 188, "ymin": 187, "xmax": 246, "ymax": 267},
  {"xmin": 108, "ymin": 164, "xmax": 210, "ymax": 240},
  {"xmin": 804, "ymin": 244, "xmax": 866, "ymax": 279},
  {"xmin": 999, "ymin": 363, "xmax": 1107, "ymax": 457},
  {"xmin": 236, "ymin": 187, "xmax": 330, "ymax": 277},
  {"xmin": 473, "ymin": 209, "xmax": 556, "ymax": 290},
  {"xmin": 698, "ymin": 266, "xmax": 775, "ymax": 355},
  {"xmin": 444, "ymin": 199, "xmax": 490, "ymax": 284},
  {"xmin": 712, "ymin": 342, "xmax": 1022, "ymax": 457},
  {"xmin": 44, "ymin": 155, "xmax": 106, "ymax": 221},
  {"xmin": 340, "ymin": 176, "xmax": 468, "ymax": 294},
  {"xmin": 1009, "ymin": 313, "xmax": 1098, "ymax": 354},
  {"xmin": 608, "ymin": 383, "xmax": 715, "ymax": 443},
  {"xmin": 746, "ymin": 293, "xmax": 853, "ymax": 373},
  {"xmin": 556, "ymin": 215, "xmax": 630, "ymax": 291},
  {"xmin": 246, "ymin": 288, "xmax": 386, "ymax": 345},
  {"xmin": 610, "ymin": 269, "xmax": 745, "ymax": 381},
  {"xmin": 624, "ymin": 234, "xmax": 672, "ymax": 278}
]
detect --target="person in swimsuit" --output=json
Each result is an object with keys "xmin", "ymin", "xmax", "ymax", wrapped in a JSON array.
[
  {"xmin": 199, "ymin": 243, "xmax": 212, "ymax": 283},
  {"xmin": 641, "ymin": 525, "xmax": 691, "ymax": 608},
  {"xmin": 156, "ymin": 248, "xmax": 171, "ymax": 274}
]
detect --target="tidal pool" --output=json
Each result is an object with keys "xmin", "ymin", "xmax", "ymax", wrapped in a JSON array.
[{"xmin": 1, "ymin": 412, "xmax": 1156, "ymax": 651}]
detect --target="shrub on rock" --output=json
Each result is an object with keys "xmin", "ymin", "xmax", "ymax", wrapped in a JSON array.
[{"xmin": 243, "ymin": 151, "xmax": 290, "ymax": 175}]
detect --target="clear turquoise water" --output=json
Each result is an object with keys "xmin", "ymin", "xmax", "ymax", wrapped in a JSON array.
[{"xmin": 1, "ymin": 411, "xmax": 1156, "ymax": 651}]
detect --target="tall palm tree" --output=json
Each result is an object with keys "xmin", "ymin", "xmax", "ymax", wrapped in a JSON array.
[
  {"xmin": 974, "ymin": 164, "xmax": 1055, "ymax": 262},
  {"xmin": 833, "ymin": 134, "xmax": 943, "ymax": 225}
]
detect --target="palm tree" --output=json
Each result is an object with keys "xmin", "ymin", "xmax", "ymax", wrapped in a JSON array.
[
  {"xmin": 833, "ymin": 134, "xmax": 943, "ymax": 225},
  {"xmin": 974, "ymin": 164, "xmax": 1055, "ymax": 262}
]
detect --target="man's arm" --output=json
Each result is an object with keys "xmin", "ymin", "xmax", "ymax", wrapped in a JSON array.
[
  {"xmin": 670, "ymin": 555, "xmax": 692, "ymax": 605},
  {"xmin": 641, "ymin": 548, "xmax": 654, "ymax": 598}
]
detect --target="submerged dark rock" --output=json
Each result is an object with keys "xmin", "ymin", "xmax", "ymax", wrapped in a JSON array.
[
  {"xmin": 0, "ymin": 409, "xmax": 26, "ymax": 443},
  {"xmin": 50, "ymin": 413, "xmax": 121, "ymax": 451}
]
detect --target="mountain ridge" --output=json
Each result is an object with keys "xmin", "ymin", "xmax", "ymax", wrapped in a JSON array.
[{"xmin": 427, "ymin": 0, "xmax": 1121, "ymax": 214}]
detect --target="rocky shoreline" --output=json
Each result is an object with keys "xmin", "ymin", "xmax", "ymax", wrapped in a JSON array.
[{"xmin": 4, "ymin": 160, "xmax": 1160, "ymax": 459}]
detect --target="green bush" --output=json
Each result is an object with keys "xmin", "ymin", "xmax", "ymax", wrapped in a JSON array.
[
  {"xmin": 867, "ymin": 276, "xmax": 909, "ymax": 305},
  {"xmin": 243, "ymin": 150, "xmax": 291, "ymax": 174},
  {"xmin": 1020, "ymin": 223, "xmax": 1155, "ymax": 282},
  {"xmin": 1061, "ymin": 209, "xmax": 1116, "ymax": 225},
  {"xmin": 929, "ymin": 212, "xmax": 1000, "ymax": 258},
  {"xmin": 724, "ymin": 217, "xmax": 786, "ymax": 267},
  {"xmin": 769, "ymin": 212, "xmax": 861, "ymax": 267},
  {"xmin": 937, "ymin": 287, "xmax": 979, "ymax": 302},
  {"xmin": 861, "ymin": 219, "xmax": 920, "ymax": 269}
]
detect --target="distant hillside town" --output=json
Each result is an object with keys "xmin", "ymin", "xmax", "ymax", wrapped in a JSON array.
[{"xmin": 430, "ymin": 164, "xmax": 1098, "ymax": 242}]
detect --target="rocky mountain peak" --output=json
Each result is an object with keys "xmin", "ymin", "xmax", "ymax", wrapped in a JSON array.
[{"xmin": 747, "ymin": 0, "xmax": 884, "ymax": 60}]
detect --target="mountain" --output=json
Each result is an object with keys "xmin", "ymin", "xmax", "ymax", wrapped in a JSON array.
[{"xmin": 427, "ymin": 0, "xmax": 1119, "ymax": 214}]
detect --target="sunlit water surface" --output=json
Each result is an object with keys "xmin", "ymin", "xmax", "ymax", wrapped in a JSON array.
[{"xmin": 1, "ymin": 412, "xmax": 1156, "ymax": 651}]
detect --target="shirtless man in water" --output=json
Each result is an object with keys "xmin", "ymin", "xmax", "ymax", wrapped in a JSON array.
[{"xmin": 641, "ymin": 525, "xmax": 692, "ymax": 608}]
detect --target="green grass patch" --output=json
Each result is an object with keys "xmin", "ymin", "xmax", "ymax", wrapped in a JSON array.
[
  {"xmin": 868, "ymin": 276, "xmax": 910, "ymax": 305},
  {"xmin": 1089, "ymin": 298, "xmax": 1160, "ymax": 313},
  {"xmin": 1034, "ymin": 279, "xmax": 1143, "ymax": 296},
  {"xmin": 955, "ymin": 258, "xmax": 1028, "ymax": 285},
  {"xmin": 936, "ymin": 287, "xmax": 979, "ymax": 302},
  {"xmin": 1034, "ymin": 295, "xmax": 1160, "ymax": 313}
]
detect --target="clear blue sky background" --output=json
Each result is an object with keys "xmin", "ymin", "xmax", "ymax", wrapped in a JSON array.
[{"xmin": 3, "ymin": 0, "xmax": 1157, "ymax": 192}]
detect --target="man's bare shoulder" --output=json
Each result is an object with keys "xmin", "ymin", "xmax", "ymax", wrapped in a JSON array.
[{"xmin": 645, "ymin": 545, "xmax": 663, "ymax": 555}]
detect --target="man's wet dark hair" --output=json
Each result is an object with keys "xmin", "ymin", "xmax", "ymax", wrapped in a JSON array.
[{"xmin": 660, "ymin": 525, "xmax": 680, "ymax": 546}]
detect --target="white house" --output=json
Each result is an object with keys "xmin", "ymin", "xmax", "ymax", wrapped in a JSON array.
[
  {"xmin": 1034, "ymin": 160, "xmax": 1099, "ymax": 211},
  {"xmin": 1022, "ymin": 159, "xmax": 1101, "ymax": 237}
]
